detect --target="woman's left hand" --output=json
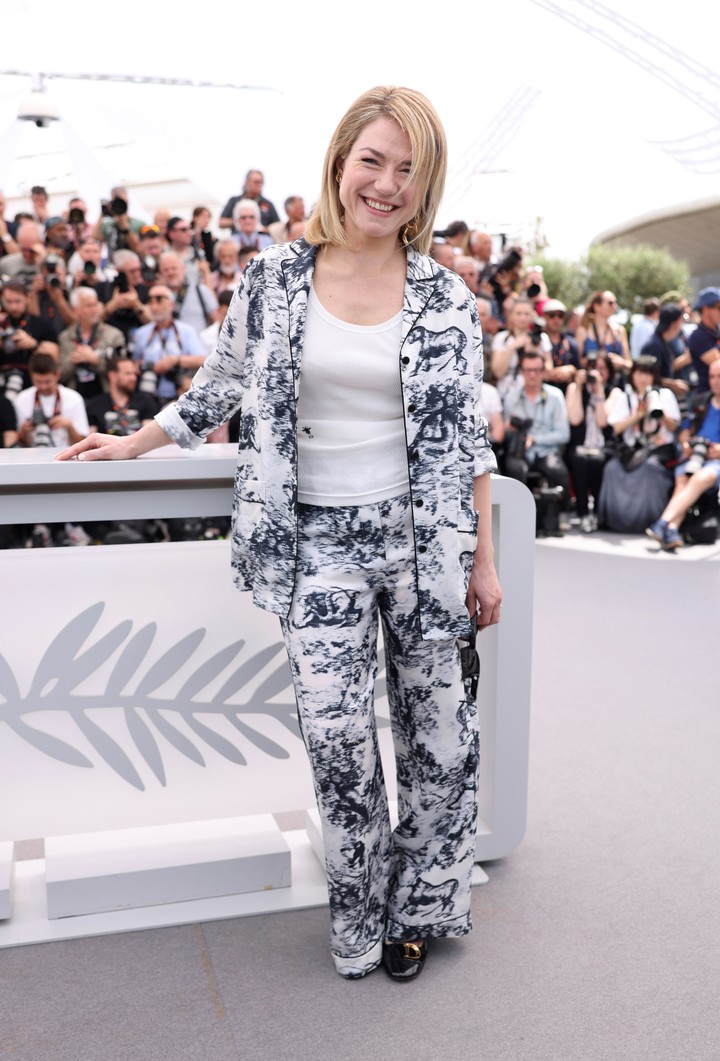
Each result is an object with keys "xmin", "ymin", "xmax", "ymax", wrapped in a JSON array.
[{"xmin": 466, "ymin": 559, "xmax": 502, "ymax": 631}]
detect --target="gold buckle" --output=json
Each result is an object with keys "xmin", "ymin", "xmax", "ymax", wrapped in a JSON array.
[{"xmin": 401, "ymin": 942, "xmax": 423, "ymax": 961}]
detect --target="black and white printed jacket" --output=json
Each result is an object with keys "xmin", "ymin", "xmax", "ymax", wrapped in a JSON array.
[{"xmin": 156, "ymin": 238, "xmax": 497, "ymax": 640}]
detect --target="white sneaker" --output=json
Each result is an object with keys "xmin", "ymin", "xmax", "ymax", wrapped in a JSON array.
[{"xmin": 580, "ymin": 515, "xmax": 594, "ymax": 533}]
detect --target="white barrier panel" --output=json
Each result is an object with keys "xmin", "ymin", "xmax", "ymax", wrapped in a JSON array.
[{"xmin": 0, "ymin": 447, "xmax": 534, "ymax": 945}]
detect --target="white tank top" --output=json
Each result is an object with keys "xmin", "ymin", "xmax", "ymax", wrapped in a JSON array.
[{"xmin": 296, "ymin": 286, "xmax": 409, "ymax": 506}]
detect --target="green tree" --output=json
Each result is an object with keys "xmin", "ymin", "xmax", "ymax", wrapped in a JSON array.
[{"xmin": 532, "ymin": 243, "xmax": 691, "ymax": 313}]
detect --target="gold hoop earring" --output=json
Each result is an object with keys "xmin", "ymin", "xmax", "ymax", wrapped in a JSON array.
[
  {"xmin": 402, "ymin": 219, "xmax": 419, "ymax": 246},
  {"xmin": 335, "ymin": 171, "xmax": 342, "ymax": 185}
]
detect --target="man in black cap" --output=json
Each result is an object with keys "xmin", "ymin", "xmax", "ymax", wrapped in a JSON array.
[
  {"xmin": 639, "ymin": 302, "xmax": 689, "ymax": 399},
  {"xmin": 688, "ymin": 287, "xmax": 720, "ymax": 397},
  {"xmin": 44, "ymin": 216, "xmax": 72, "ymax": 263}
]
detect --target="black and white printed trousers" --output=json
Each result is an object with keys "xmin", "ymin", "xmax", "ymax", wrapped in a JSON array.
[{"xmin": 280, "ymin": 493, "xmax": 479, "ymax": 978}]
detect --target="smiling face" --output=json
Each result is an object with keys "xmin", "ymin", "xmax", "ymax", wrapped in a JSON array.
[{"xmin": 336, "ymin": 117, "xmax": 420, "ymax": 248}]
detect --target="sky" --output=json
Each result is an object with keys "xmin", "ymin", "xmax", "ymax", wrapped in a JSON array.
[{"xmin": 1, "ymin": 0, "xmax": 719, "ymax": 260}]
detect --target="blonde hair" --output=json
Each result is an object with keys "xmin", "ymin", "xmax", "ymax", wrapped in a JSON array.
[{"xmin": 304, "ymin": 85, "xmax": 447, "ymax": 256}]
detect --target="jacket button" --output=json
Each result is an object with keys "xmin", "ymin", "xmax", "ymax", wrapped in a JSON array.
[
  {"xmin": 407, "ymin": 403, "xmax": 416, "ymax": 413},
  {"xmin": 415, "ymin": 499, "xmax": 424, "ymax": 508},
  {"xmin": 418, "ymin": 544, "xmax": 427, "ymax": 553},
  {"xmin": 402, "ymin": 355, "xmax": 410, "ymax": 365},
  {"xmin": 410, "ymin": 449, "xmax": 419, "ymax": 460}
]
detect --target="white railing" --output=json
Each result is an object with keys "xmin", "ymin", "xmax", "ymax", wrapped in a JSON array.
[{"xmin": 0, "ymin": 445, "xmax": 535, "ymax": 945}]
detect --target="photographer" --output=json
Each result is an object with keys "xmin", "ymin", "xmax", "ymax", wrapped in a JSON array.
[
  {"xmin": 92, "ymin": 186, "xmax": 143, "ymax": 255},
  {"xmin": 44, "ymin": 216, "xmax": 72, "ymax": 264},
  {"xmin": 131, "ymin": 283, "xmax": 205, "ymax": 404},
  {"xmin": 565, "ymin": 352, "xmax": 615, "ymax": 532},
  {"xmin": 639, "ymin": 303, "xmax": 690, "ymax": 400},
  {"xmin": 165, "ymin": 216, "xmax": 210, "ymax": 285},
  {"xmin": 26, "ymin": 253, "xmax": 75, "ymax": 335},
  {"xmin": 137, "ymin": 225, "xmax": 163, "ymax": 285},
  {"xmin": 0, "ymin": 221, "xmax": 45, "ymax": 287},
  {"xmin": 98, "ymin": 251, "xmax": 151, "ymax": 343},
  {"xmin": 85, "ymin": 356, "xmax": 158, "ymax": 435},
  {"xmin": 542, "ymin": 300, "xmax": 579, "ymax": 393},
  {"xmin": 58, "ymin": 288, "xmax": 126, "ymax": 399},
  {"xmin": 13, "ymin": 351, "xmax": 88, "ymax": 448},
  {"xmin": 490, "ymin": 297, "xmax": 552, "ymax": 402},
  {"xmin": 646, "ymin": 360, "xmax": 720, "ymax": 550},
  {"xmin": 0, "ymin": 280, "xmax": 59, "ymax": 397},
  {"xmin": 520, "ymin": 265, "xmax": 548, "ymax": 315},
  {"xmin": 597, "ymin": 356, "xmax": 680, "ymax": 533},
  {"xmin": 67, "ymin": 237, "xmax": 113, "ymax": 291},
  {"xmin": 687, "ymin": 287, "xmax": 720, "ymax": 402},
  {"xmin": 502, "ymin": 350, "xmax": 571, "ymax": 504},
  {"xmin": 480, "ymin": 244, "xmax": 523, "ymax": 324},
  {"xmin": 157, "ymin": 252, "xmax": 219, "ymax": 338},
  {"xmin": 576, "ymin": 291, "xmax": 632, "ymax": 377},
  {"xmin": 65, "ymin": 198, "xmax": 93, "ymax": 253}
]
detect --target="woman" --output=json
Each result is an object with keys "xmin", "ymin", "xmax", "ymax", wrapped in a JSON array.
[
  {"xmin": 56, "ymin": 86, "xmax": 501, "ymax": 983},
  {"xmin": 490, "ymin": 296, "xmax": 552, "ymax": 402},
  {"xmin": 575, "ymin": 290, "xmax": 632, "ymax": 378},
  {"xmin": 596, "ymin": 356, "xmax": 680, "ymax": 533},
  {"xmin": 565, "ymin": 352, "xmax": 614, "ymax": 532},
  {"xmin": 191, "ymin": 205, "xmax": 217, "ymax": 266}
]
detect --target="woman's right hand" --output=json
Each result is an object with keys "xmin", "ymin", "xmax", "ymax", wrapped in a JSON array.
[{"xmin": 55, "ymin": 433, "xmax": 138, "ymax": 462}]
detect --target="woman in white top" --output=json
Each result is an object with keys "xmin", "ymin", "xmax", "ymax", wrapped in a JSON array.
[
  {"xmin": 57, "ymin": 86, "xmax": 502, "ymax": 984},
  {"xmin": 597, "ymin": 356, "xmax": 680, "ymax": 532},
  {"xmin": 605, "ymin": 356, "xmax": 680, "ymax": 451}
]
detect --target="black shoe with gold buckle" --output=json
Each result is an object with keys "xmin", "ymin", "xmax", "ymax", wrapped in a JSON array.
[{"xmin": 382, "ymin": 940, "xmax": 428, "ymax": 981}]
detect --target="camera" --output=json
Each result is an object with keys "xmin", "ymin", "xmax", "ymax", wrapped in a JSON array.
[
  {"xmin": 526, "ymin": 283, "xmax": 541, "ymax": 299},
  {"xmin": 530, "ymin": 322, "xmax": 545, "ymax": 347},
  {"xmin": 103, "ymin": 408, "xmax": 141, "ymax": 436},
  {"xmin": 685, "ymin": 437, "xmax": 711, "ymax": 476},
  {"xmin": 110, "ymin": 196, "xmax": 128, "ymax": 217},
  {"xmin": 45, "ymin": 255, "xmax": 59, "ymax": 274},
  {"xmin": 585, "ymin": 351, "xmax": 598, "ymax": 367},
  {"xmin": 497, "ymin": 247, "xmax": 522, "ymax": 274},
  {"xmin": 83, "ymin": 261, "xmax": 96, "ymax": 277},
  {"xmin": 1, "ymin": 368, "xmax": 24, "ymax": 399},
  {"xmin": 116, "ymin": 272, "xmax": 130, "ymax": 294},
  {"xmin": 505, "ymin": 415, "xmax": 533, "ymax": 457},
  {"xmin": 141, "ymin": 255, "xmax": 158, "ymax": 284},
  {"xmin": 68, "ymin": 207, "xmax": 85, "ymax": 225},
  {"xmin": 1, "ymin": 326, "xmax": 17, "ymax": 356},
  {"xmin": 643, "ymin": 386, "xmax": 664, "ymax": 421},
  {"xmin": 138, "ymin": 364, "xmax": 158, "ymax": 395},
  {"xmin": 31, "ymin": 408, "xmax": 54, "ymax": 447}
]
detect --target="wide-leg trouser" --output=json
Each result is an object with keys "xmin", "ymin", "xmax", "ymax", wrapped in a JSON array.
[{"xmin": 280, "ymin": 494, "xmax": 480, "ymax": 978}]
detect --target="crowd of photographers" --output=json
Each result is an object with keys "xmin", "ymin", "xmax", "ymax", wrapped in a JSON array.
[
  {"xmin": 431, "ymin": 225, "xmax": 720, "ymax": 550},
  {"xmin": 1, "ymin": 185, "xmax": 718, "ymax": 552},
  {"xmin": 0, "ymin": 175, "xmax": 300, "ymax": 546}
]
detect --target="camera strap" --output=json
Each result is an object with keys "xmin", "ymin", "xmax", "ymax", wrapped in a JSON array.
[
  {"xmin": 74, "ymin": 323, "xmax": 100, "ymax": 348},
  {"xmin": 33, "ymin": 388, "xmax": 60, "ymax": 421}
]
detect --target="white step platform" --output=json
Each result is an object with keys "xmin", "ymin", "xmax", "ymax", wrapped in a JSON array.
[
  {"xmin": 45, "ymin": 814, "xmax": 291, "ymax": 920},
  {"xmin": 1, "ymin": 824, "xmax": 488, "ymax": 947},
  {"xmin": 0, "ymin": 842, "xmax": 14, "ymax": 920},
  {"xmin": 1, "ymin": 830, "xmax": 326, "ymax": 948}
]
